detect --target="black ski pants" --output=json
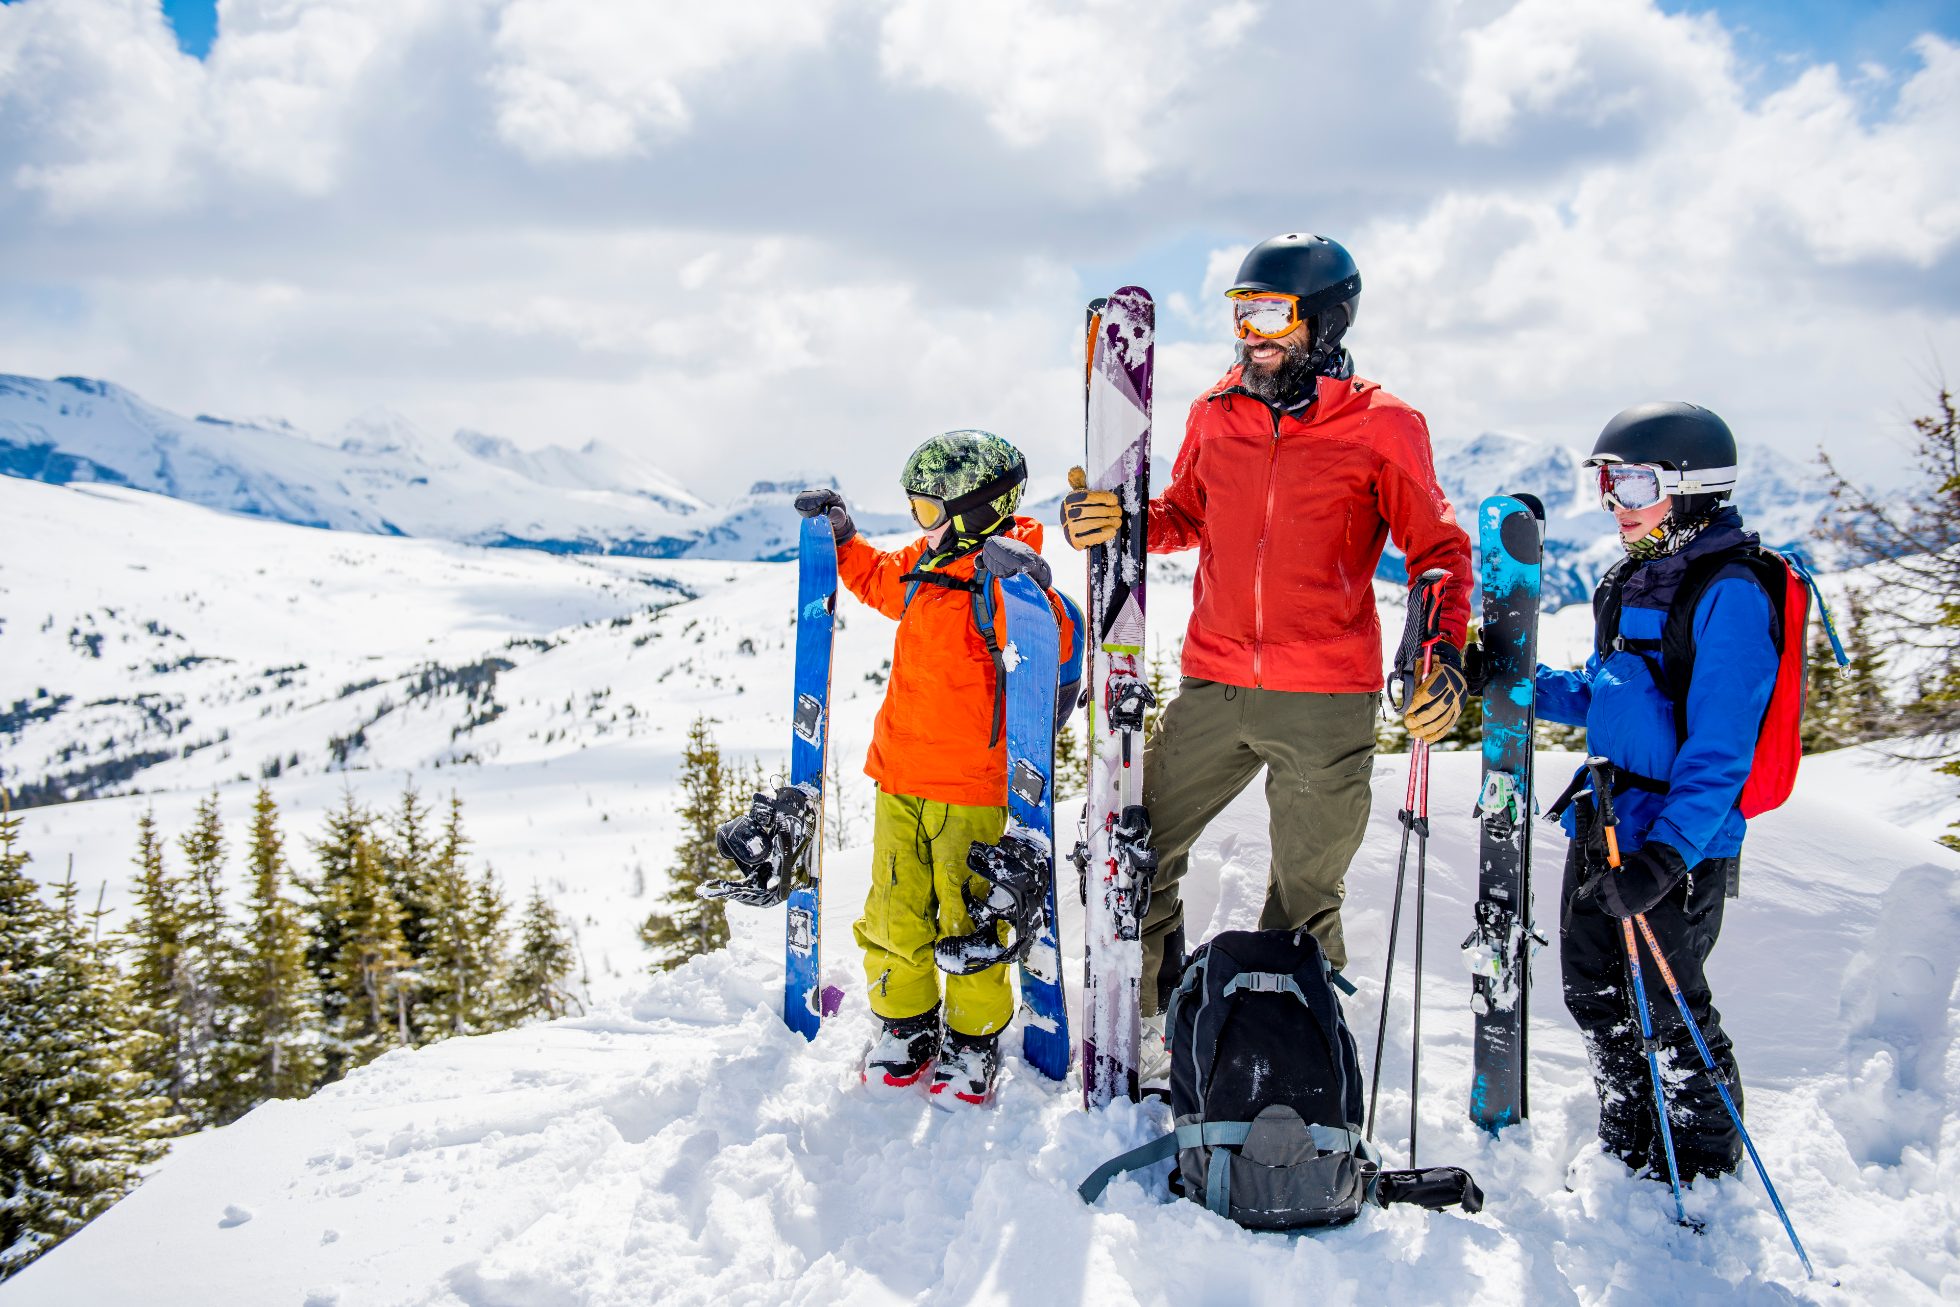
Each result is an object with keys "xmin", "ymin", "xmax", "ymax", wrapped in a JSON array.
[{"xmin": 1560, "ymin": 838, "xmax": 1744, "ymax": 1182}]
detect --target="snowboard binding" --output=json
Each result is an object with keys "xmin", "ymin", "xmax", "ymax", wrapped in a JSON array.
[
  {"xmin": 935, "ymin": 829, "xmax": 1051, "ymax": 975},
  {"xmin": 703, "ymin": 782, "xmax": 821, "ymax": 908}
]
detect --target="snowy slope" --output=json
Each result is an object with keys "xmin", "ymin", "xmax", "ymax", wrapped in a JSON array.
[
  {"xmin": 0, "ymin": 375, "xmax": 909, "ymax": 561},
  {"xmin": 4, "ymin": 748, "xmax": 1955, "ymax": 1305},
  {"xmin": 1, "ymin": 477, "xmax": 1955, "ymax": 1304}
]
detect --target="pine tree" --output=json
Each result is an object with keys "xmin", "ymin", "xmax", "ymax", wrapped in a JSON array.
[
  {"xmin": 121, "ymin": 810, "xmax": 190, "ymax": 1122},
  {"xmin": 639, "ymin": 716, "xmax": 732, "ymax": 972},
  {"xmin": 420, "ymin": 795, "xmax": 510, "ymax": 1039},
  {"xmin": 305, "ymin": 788, "xmax": 372, "ymax": 1081},
  {"xmin": 176, "ymin": 791, "xmax": 245, "ymax": 1125},
  {"xmin": 510, "ymin": 888, "xmax": 581, "ymax": 1022},
  {"xmin": 323, "ymin": 832, "xmax": 411, "ymax": 1073},
  {"xmin": 229, "ymin": 787, "xmax": 323, "ymax": 1104},
  {"xmin": 0, "ymin": 809, "xmax": 169, "ymax": 1280}
]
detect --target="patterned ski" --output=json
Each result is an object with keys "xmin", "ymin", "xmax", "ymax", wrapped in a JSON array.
[
  {"xmin": 1077, "ymin": 286, "xmax": 1154, "ymax": 1108},
  {"xmin": 783, "ymin": 515, "xmax": 838, "ymax": 1040},
  {"xmin": 1465, "ymin": 493, "xmax": 1545, "ymax": 1129},
  {"xmin": 997, "ymin": 572, "xmax": 1069, "ymax": 1081}
]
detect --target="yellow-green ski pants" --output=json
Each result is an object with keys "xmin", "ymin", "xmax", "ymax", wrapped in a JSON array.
[{"xmin": 854, "ymin": 790, "xmax": 1013, "ymax": 1037}]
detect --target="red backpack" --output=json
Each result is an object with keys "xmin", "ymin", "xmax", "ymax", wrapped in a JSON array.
[{"xmin": 1596, "ymin": 546, "xmax": 1845, "ymax": 818}]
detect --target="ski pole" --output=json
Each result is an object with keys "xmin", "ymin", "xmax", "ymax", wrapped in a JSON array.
[
  {"xmin": 1632, "ymin": 911, "xmax": 1817, "ymax": 1279},
  {"xmin": 1585, "ymin": 756, "xmax": 1691, "ymax": 1230},
  {"xmin": 1368, "ymin": 568, "xmax": 1448, "ymax": 1161},
  {"xmin": 1409, "ymin": 713, "xmax": 1432, "ymax": 1168}
]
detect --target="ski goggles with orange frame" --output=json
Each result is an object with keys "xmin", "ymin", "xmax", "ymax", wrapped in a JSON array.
[{"xmin": 1227, "ymin": 290, "xmax": 1305, "ymax": 340}]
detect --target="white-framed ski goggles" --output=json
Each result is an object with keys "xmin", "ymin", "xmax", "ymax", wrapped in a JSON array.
[{"xmin": 1585, "ymin": 455, "xmax": 1737, "ymax": 511}]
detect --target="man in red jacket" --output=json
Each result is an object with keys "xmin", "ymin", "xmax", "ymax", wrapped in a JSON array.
[{"xmin": 1063, "ymin": 233, "xmax": 1473, "ymax": 1062}]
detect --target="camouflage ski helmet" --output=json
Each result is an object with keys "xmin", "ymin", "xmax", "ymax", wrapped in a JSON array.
[{"xmin": 900, "ymin": 429, "xmax": 1027, "ymax": 536}]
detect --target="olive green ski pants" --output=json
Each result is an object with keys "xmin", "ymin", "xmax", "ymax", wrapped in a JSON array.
[{"xmin": 1139, "ymin": 678, "xmax": 1379, "ymax": 1015}]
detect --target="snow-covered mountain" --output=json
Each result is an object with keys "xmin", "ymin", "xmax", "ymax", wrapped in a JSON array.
[
  {"xmin": 5, "ymin": 374, "xmax": 1836, "ymax": 600},
  {"xmin": 0, "ymin": 375, "xmax": 908, "ymax": 562}
]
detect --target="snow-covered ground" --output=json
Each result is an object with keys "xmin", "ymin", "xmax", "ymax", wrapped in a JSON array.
[
  {"xmin": 4, "ymin": 474, "xmax": 1958, "ymax": 1304},
  {"xmin": 5, "ymin": 749, "xmax": 1956, "ymax": 1305}
]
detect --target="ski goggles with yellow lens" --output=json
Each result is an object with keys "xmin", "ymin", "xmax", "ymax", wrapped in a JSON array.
[
  {"xmin": 908, "ymin": 494, "xmax": 949, "ymax": 529},
  {"xmin": 1587, "ymin": 457, "xmax": 1739, "ymax": 511},
  {"xmin": 1228, "ymin": 290, "xmax": 1303, "ymax": 340}
]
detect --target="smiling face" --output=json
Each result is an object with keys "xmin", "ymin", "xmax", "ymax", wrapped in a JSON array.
[
  {"xmin": 1614, "ymin": 496, "xmax": 1672, "ymax": 544},
  {"xmin": 1241, "ymin": 317, "xmax": 1311, "ymax": 374}
]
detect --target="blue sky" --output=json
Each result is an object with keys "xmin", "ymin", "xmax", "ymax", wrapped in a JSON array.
[{"xmin": 159, "ymin": 0, "xmax": 217, "ymax": 59}]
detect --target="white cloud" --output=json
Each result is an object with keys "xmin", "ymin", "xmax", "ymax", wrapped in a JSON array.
[
  {"xmin": 0, "ymin": 0, "xmax": 1955, "ymax": 501},
  {"xmin": 488, "ymin": 0, "xmax": 840, "ymax": 160}
]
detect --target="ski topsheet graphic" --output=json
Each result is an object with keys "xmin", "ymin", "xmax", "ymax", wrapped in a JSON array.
[
  {"xmin": 1076, "ymin": 286, "xmax": 1154, "ymax": 1108},
  {"xmin": 995, "ymin": 572, "xmax": 1069, "ymax": 1081},
  {"xmin": 1465, "ymin": 493, "xmax": 1545, "ymax": 1129},
  {"xmin": 783, "ymin": 515, "xmax": 838, "ymax": 1040}
]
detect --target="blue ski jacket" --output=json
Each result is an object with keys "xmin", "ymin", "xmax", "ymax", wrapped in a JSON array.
[{"xmin": 1535, "ymin": 509, "xmax": 1778, "ymax": 865}]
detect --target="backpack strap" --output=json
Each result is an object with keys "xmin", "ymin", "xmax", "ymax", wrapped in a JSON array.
[
  {"xmin": 1654, "ymin": 547, "xmax": 1786, "ymax": 742},
  {"xmin": 1077, "ymin": 1120, "xmax": 1372, "ymax": 1206},
  {"xmin": 899, "ymin": 564, "xmax": 1009, "ymax": 746}
]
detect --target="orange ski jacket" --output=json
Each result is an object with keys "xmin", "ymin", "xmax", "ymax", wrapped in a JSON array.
[
  {"xmin": 1148, "ymin": 367, "xmax": 1472, "ymax": 692},
  {"xmin": 837, "ymin": 517, "xmax": 1076, "ymax": 806}
]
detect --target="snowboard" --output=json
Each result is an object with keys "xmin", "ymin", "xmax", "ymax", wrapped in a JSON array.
[
  {"xmin": 1076, "ymin": 286, "xmax": 1154, "ymax": 1108},
  {"xmin": 783, "ymin": 515, "xmax": 838, "ymax": 1041},
  {"xmin": 997, "ymin": 572, "xmax": 1070, "ymax": 1081},
  {"xmin": 1464, "ymin": 492, "xmax": 1545, "ymax": 1130}
]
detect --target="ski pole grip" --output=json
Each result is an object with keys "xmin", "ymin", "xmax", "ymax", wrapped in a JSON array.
[
  {"xmin": 1583, "ymin": 755, "xmax": 1622, "ymax": 867},
  {"xmin": 1068, "ymin": 466, "xmax": 1088, "ymax": 492}
]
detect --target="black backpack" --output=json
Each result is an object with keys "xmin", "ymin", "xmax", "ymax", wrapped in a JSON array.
[{"xmin": 1079, "ymin": 929, "xmax": 1482, "ymax": 1228}]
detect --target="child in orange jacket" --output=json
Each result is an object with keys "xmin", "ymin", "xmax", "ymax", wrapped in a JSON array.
[{"xmin": 796, "ymin": 430, "xmax": 1075, "ymax": 1108}]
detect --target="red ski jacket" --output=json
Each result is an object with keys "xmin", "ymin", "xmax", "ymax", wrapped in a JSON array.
[{"xmin": 1148, "ymin": 367, "xmax": 1472, "ymax": 693}]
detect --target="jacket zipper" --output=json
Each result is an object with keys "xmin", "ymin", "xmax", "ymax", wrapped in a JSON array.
[{"xmin": 1253, "ymin": 404, "xmax": 1283, "ymax": 689}]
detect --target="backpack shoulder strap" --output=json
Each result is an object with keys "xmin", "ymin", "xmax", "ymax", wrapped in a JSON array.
[
  {"xmin": 1657, "ymin": 545, "xmax": 1787, "ymax": 740},
  {"xmin": 1592, "ymin": 556, "xmax": 1635, "ymax": 661}
]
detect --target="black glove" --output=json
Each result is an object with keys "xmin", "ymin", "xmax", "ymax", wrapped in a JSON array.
[
  {"xmin": 792, "ymin": 488, "xmax": 855, "ymax": 544},
  {"xmin": 980, "ymin": 534, "xmax": 1052, "ymax": 590},
  {"xmin": 1462, "ymin": 641, "xmax": 1490, "ymax": 697},
  {"xmin": 1579, "ymin": 841, "xmax": 1688, "ymax": 919}
]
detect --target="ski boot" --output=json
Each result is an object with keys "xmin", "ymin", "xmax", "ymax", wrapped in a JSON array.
[
  {"xmin": 862, "ymin": 1007, "xmax": 940, "ymax": 1095},
  {"xmin": 929, "ymin": 1028, "xmax": 1002, "ymax": 1110}
]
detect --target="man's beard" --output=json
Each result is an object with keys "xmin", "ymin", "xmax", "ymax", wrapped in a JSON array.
[{"xmin": 1236, "ymin": 337, "xmax": 1321, "ymax": 405}]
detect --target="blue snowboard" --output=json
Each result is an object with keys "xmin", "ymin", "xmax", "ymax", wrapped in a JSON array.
[
  {"xmin": 997, "ymin": 572, "xmax": 1069, "ymax": 1081},
  {"xmin": 784, "ymin": 516, "xmax": 838, "ymax": 1041}
]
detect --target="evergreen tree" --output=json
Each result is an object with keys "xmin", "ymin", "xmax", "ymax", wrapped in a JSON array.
[
  {"xmin": 638, "ymin": 716, "xmax": 732, "ymax": 972},
  {"xmin": 120, "ymin": 810, "xmax": 190, "ymax": 1122},
  {"xmin": 176, "ymin": 791, "xmax": 245, "ymax": 1125},
  {"xmin": 305, "ymin": 788, "xmax": 372, "ymax": 1080},
  {"xmin": 380, "ymin": 782, "xmax": 437, "ymax": 1043},
  {"xmin": 511, "ymin": 888, "xmax": 581, "ymax": 1022},
  {"xmin": 323, "ymin": 832, "xmax": 412, "ymax": 1072},
  {"xmin": 420, "ymin": 796, "xmax": 510, "ymax": 1039},
  {"xmin": 229, "ymin": 787, "xmax": 324, "ymax": 1103},
  {"xmin": 0, "ymin": 810, "xmax": 169, "ymax": 1280}
]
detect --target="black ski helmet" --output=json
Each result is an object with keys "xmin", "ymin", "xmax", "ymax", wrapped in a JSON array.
[
  {"xmin": 1228, "ymin": 233, "xmax": 1363, "ymax": 368},
  {"xmin": 1585, "ymin": 401, "xmax": 1739, "ymax": 520}
]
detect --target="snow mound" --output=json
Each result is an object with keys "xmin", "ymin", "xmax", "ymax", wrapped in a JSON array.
[{"xmin": 8, "ymin": 753, "xmax": 1957, "ymax": 1305}]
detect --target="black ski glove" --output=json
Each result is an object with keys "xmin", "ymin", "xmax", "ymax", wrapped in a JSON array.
[
  {"xmin": 793, "ymin": 488, "xmax": 856, "ymax": 544},
  {"xmin": 980, "ymin": 534, "xmax": 1052, "ymax": 590},
  {"xmin": 1579, "ymin": 841, "xmax": 1688, "ymax": 919}
]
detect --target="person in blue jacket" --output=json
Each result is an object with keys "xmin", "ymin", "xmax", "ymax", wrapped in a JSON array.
[{"xmin": 1535, "ymin": 401, "xmax": 1777, "ymax": 1183}]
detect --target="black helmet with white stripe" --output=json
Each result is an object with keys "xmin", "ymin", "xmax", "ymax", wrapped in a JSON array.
[{"xmin": 1584, "ymin": 401, "xmax": 1738, "ymax": 520}]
